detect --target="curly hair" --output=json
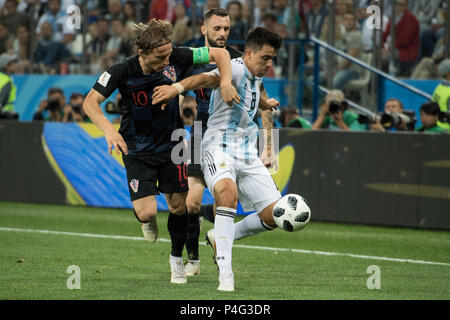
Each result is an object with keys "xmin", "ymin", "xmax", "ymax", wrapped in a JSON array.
[{"xmin": 133, "ymin": 19, "xmax": 173, "ymax": 54}]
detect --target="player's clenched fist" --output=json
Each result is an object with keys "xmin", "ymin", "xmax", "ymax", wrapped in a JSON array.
[
  {"xmin": 259, "ymin": 98, "xmax": 280, "ymax": 111},
  {"xmin": 152, "ymin": 85, "xmax": 178, "ymax": 109}
]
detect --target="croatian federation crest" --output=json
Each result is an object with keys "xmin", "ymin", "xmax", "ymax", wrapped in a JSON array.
[
  {"xmin": 163, "ymin": 66, "xmax": 177, "ymax": 82},
  {"xmin": 130, "ymin": 179, "xmax": 139, "ymax": 193}
]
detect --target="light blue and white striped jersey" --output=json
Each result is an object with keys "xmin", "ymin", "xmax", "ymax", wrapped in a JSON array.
[{"xmin": 202, "ymin": 57, "xmax": 262, "ymax": 161}]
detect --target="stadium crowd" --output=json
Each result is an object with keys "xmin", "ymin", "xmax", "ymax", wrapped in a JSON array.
[{"xmin": 0, "ymin": 0, "xmax": 448, "ymax": 133}]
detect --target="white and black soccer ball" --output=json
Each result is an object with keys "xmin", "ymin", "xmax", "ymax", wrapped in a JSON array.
[{"xmin": 273, "ymin": 194, "xmax": 311, "ymax": 232}]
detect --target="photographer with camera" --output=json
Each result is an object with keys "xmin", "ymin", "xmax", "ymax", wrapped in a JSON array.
[
  {"xmin": 311, "ymin": 89, "xmax": 366, "ymax": 131},
  {"xmin": 279, "ymin": 106, "xmax": 311, "ymax": 129},
  {"xmin": 415, "ymin": 101, "xmax": 448, "ymax": 134},
  {"xmin": 32, "ymin": 87, "xmax": 66, "ymax": 122},
  {"xmin": 368, "ymin": 98, "xmax": 416, "ymax": 132},
  {"xmin": 62, "ymin": 93, "xmax": 89, "ymax": 123}
]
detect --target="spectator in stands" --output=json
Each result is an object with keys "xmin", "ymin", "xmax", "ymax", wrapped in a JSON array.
[
  {"xmin": 415, "ymin": 101, "xmax": 447, "ymax": 134},
  {"xmin": 36, "ymin": 0, "xmax": 75, "ymax": 46},
  {"xmin": 306, "ymin": 0, "xmax": 327, "ymax": 38},
  {"xmin": 11, "ymin": 24, "xmax": 30, "ymax": 73},
  {"xmin": 33, "ymin": 87, "xmax": 66, "ymax": 121},
  {"xmin": 123, "ymin": 1, "xmax": 137, "ymax": 30},
  {"xmin": 0, "ymin": 0, "xmax": 31, "ymax": 34},
  {"xmin": 262, "ymin": 12, "xmax": 278, "ymax": 32},
  {"xmin": 382, "ymin": 0, "xmax": 419, "ymax": 77},
  {"xmin": 311, "ymin": 89, "xmax": 366, "ymax": 131},
  {"xmin": 148, "ymin": 0, "xmax": 175, "ymax": 22},
  {"xmin": 98, "ymin": 19, "xmax": 128, "ymax": 69},
  {"xmin": 253, "ymin": 0, "xmax": 272, "ymax": 28},
  {"xmin": 360, "ymin": 0, "xmax": 389, "ymax": 53},
  {"xmin": 89, "ymin": 18, "xmax": 110, "ymax": 73},
  {"xmin": 333, "ymin": 12, "xmax": 363, "ymax": 90},
  {"xmin": 173, "ymin": 11, "xmax": 193, "ymax": 47},
  {"xmin": 34, "ymin": 21, "xmax": 71, "ymax": 74},
  {"xmin": 63, "ymin": 93, "xmax": 89, "ymax": 122},
  {"xmin": 0, "ymin": 53, "xmax": 17, "ymax": 116},
  {"xmin": 273, "ymin": 22, "xmax": 302, "ymax": 78},
  {"xmin": 0, "ymin": 21, "xmax": 13, "ymax": 54},
  {"xmin": 298, "ymin": 0, "xmax": 312, "ymax": 33},
  {"xmin": 411, "ymin": 37, "xmax": 447, "ymax": 79},
  {"xmin": 432, "ymin": 59, "xmax": 450, "ymax": 133},
  {"xmin": 273, "ymin": 0, "xmax": 300, "ymax": 33},
  {"xmin": 369, "ymin": 98, "xmax": 408, "ymax": 132},
  {"xmin": 226, "ymin": 1, "xmax": 248, "ymax": 50},
  {"xmin": 104, "ymin": 0, "xmax": 124, "ymax": 22},
  {"xmin": 412, "ymin": 0, "xmax": 443, "ymax": 58},
  {"xmin": 280, "ymin": 106, "xmax": 312, "ymax": 128}
]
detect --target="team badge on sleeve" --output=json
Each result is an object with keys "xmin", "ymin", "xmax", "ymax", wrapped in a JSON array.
[
  {"xmin": 163, "ymin": 66, "xmax": 177, "ymax": 82},
  {"xmin": 130, "ymin": 179, "xmax": 139, "ymax": 193},
  {"xmin": 97, "ymin": 71, "xmax": 111, "ymax": 87}
]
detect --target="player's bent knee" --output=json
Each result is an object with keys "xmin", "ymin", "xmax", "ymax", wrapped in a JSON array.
[
  {"xmin": 186, "ymin": 201, "xmax": 202, "ymax": 215},
  {"xmin": 134, "ymin": 208, "xmax": 157, "ymax": 223},
  {"xmin": 259, "ymin": 201, "xmax": 277, "ymax": 228},
  {"xmin": 166, "ymin": 193, "xmax": 187, "ymax": 215}
]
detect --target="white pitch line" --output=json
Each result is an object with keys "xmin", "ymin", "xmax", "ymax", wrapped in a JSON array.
[{"xmin": 1, "ymin": 227, "xmax": 449, "ymax": 267}]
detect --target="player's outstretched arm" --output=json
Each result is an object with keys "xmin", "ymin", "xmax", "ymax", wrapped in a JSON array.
[
  {"xmin": 152, "ymin": 72, "xmax": 221, "ymax": 107},
  {"xmin": 83, "ymin": 89, "xmax": 128, "ymax": 156}
]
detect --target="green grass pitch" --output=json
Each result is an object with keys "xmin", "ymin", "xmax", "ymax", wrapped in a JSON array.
[{"xmin": 0, "ymin": 201, "xmax": 449, "ymax": 300}]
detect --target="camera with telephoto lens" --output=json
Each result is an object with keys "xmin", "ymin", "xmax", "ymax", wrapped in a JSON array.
[
  {"xmin": 438, "ymin": 111, "xmax": 450, "ymax": 124},
  {"xmin": 71, "ymin": 104, "xmax": 83, "ymax": 114},
  {"xmin": 380, "ymin": 110, "xmax": 416, "ymax": 130},
  {"xmin": 0, "ymin": 110, "xmax": 19, "ymax": 120},
  {"xmin": 357, "ymin": 113, "xmax": 379, "ymax": 124},
  {"xmin": 328, "ymin": 100, "xmax": 347, "ymax": 114},
  {"xmin": 47, "ymin": 99, "xmax": 60, "ymax": 112}
]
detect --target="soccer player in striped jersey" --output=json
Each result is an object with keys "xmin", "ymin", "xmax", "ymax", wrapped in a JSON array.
[{"xmin": 152, "ymin": 27, "xmax": 283, "ymax": 291}]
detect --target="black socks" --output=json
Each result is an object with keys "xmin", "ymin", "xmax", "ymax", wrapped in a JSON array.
[
  {"xmin": 167, "ymin": 211, "xmax": 188, "ymax": 257},
  {"xmin": 200, "ymin": 204, "xmax": 215, "ymax": 223},
  {"xmin": 186, "ymin": 213, "xmax": 200, "ymax": 260}
]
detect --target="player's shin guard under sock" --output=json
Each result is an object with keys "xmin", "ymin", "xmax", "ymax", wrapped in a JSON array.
[
  {"xmin": 185, "ymin": 212, "xmax": 200, "ymax": 260},
  {"xmin": 167, "ymin": 212, "xmax": 188, "ymax": 257},
  {"xmin": 234, "ymin": 212, "xmax": 274, "ymax": 240},
  {"xmin": 200, "ymin": 204, "xmax": 215, "ymax": 223},
  {"xmin": 214, "ymin": 207, "xmax": 236, "ymax": 274}
]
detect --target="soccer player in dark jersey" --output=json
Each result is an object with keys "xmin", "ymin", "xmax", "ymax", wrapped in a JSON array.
[
  {"xmin": 181, "ymin": 9, "xmax": 278, "ymax": 277},
  {"xmin": 82, "ymin": 19, "xmax": 239, "ymax": 284}
]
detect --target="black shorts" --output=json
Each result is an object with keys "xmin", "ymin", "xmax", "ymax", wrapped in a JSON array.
[
  {"xmin": 187, "ymin": 128, "xmax": 202, "ymax": 177},
  {"xmin": 187, "ymin": 112, "xmax": 208, "ymax": 178},
  {"xmin": 123, "ymin": 149, "xmax": 188, "ymax": 201}
]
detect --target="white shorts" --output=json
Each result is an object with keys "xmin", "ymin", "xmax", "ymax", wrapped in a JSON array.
[{"xmin": 202, "ymin": 146, "xmax": 281, "ymax": 213}]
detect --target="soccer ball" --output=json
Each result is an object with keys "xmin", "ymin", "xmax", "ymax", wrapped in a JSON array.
[{"xmin": 273, "ymin": 194, "xmax": 311, "ymax": 232}]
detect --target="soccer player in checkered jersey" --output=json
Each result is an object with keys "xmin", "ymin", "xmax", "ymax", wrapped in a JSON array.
[
  {"xmin": 152, "ymin": 27, "xmax": 283, "ymax": 291},
  {"xmin": 82, "ymin": 19, "xmax": 239, "ymax": 284}
]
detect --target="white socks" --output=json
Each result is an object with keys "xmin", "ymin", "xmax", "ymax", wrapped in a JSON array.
[
  {"xmin": 214, "ymin": 207, "xmax": 236, "ymax": 274},
  {"xmin": 234, "ymin": 212, "xmax": 274, "ymax": 240}
]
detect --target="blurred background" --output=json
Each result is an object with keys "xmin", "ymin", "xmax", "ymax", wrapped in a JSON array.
[{"xmin": 0, "ymin": 0, "xmax": 449, "ymax": 229}]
